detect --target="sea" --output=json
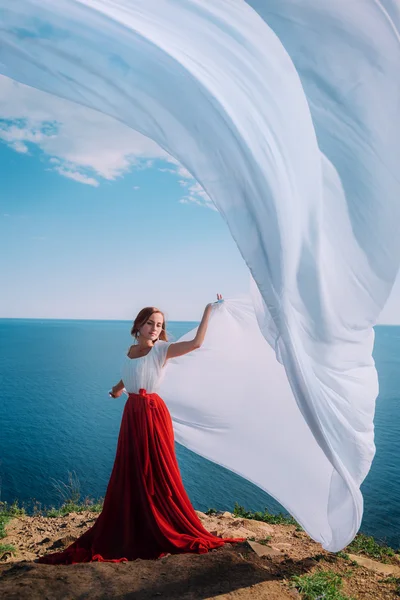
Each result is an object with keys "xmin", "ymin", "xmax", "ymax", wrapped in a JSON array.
[{"xmin": 0, "ymin": 319, "xmax": 399, "ymax": 549}]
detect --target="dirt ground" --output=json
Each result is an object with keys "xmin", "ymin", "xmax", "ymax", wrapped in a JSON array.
[{"xmin": 1, "ymin": 510, "xmax": 399, "ymax": 599}]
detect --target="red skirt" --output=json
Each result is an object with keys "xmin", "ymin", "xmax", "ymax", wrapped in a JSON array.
[{"xmin": 38, "ymin": 389, "xmax": 244, "ymax": 564}]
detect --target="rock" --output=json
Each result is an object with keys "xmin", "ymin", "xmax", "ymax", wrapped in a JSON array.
[
  {"xmin": 0, "ymin": 552, "xmax": 14, "ymax": 562},
  {"xmin": 221, "ymin": 512, "xmax": 233, "ymax": 519},
  {"xmin": 247, "ymin": 541, "xmax": 284, "ymax": 559},
  {"xmin": 32, "ymin": 535, "xmax": 45, "ymax": 544},
  {"xmin": 50, "ymin": 535, "xmax": 76, "ymax": 550},
  {"xmin": 229, "ymin": 519, "xmax": 245, "ymax": 528},
  {"xmin": 241, "ymin": 518, "xmax": 274, "ymax": 536},
  {"xmin": 348, "ymin": 554, "xmax": 400, "ymax": 576},
  {"xmin": 221, "ymin": 531, "xmax": 238, "ymax": 539},
  {"xmin": 272, "ymin": 542, "xmax": 292, "ymax": 551},
  {"xmin": 293, "ymin": 531, "xmax": 304, "ymax": 538}
]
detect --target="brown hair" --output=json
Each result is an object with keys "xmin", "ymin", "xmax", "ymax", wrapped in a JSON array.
[{"xmin": 130, "ymin": 307, "xmax": 168, "ymax": 342}]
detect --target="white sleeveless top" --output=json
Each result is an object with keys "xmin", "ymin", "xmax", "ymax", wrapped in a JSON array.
[{"xmin": 121, "ymin": 341, "xmax": 171, "ymax": 394}]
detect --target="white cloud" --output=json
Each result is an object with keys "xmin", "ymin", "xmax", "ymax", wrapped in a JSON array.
[
  {"xmin": 133, "ymin": 186, "xmax": 140, "ymax": 190},
  {"xmin": 158, "ymin": 167, "xmax": 177, "ymax": 175},
  {"xmin": 10, "ymin": 140, "xmax": 29, "ymax": 154},
  {"xmin": 0, "ymin": 74, "xmax": 167, "ymax": 183},
  {"xmin": 159, "ymin": 158, "xmax": 214, "ymax": 209},
  {"xmin": 179, "ymin": 180, "xmax": 216, "ymax": 210},
  {"xmin": 0, "ymin": 76, "xmax": 219, "ymax": 210},
  {"xmin": 53, "ymin": 167, "xmax": 99, "ymax": 187},
  {"xmin": 163, "ymin": 158, "xmax": 192, "ymax": 179},
  {"xmin": 0, "ymin": 74, "xmax": 214, "ymax": 209}
]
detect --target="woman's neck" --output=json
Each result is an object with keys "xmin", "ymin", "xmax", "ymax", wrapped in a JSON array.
[{"xmin": 137, "ymin": 338, "xmax": 154, "ymax": 350}]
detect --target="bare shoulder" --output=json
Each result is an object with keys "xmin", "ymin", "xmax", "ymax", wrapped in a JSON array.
[{"xmin": 127, "ymin": 345, "xmax": 138, "ymax": 358}]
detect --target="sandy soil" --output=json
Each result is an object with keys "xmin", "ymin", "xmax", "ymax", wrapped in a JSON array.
[{"xmin": 1, "ymin": 510, "xmax": 399, "ymax": 599}]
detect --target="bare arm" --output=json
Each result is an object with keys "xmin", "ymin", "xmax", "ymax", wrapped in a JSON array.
[
  {"xmin": 166, "ymin": 294, "xmax": 222, "ymax": 361},
  {"xmin": 109, "ymin": 379, "xmax": 125, "ymax": 398}
]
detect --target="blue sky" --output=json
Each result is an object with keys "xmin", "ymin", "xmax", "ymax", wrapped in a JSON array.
[
  {"xmin": 0, "ymin": 74, "xmax": 399, "ymax": 323},
  {"xmin": 0, "ymin": 75, "xmax": 249, "ymax": 321}
]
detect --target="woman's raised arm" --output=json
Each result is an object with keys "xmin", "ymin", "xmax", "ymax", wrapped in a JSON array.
[{"xmin": 166, "ymin": 294, "xmax": 222, "ymax": 361}]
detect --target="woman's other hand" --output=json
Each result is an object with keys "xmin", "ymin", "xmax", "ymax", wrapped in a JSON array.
[{"xmin": 109, "ymin": 380, "xmax": 125, "ymax": 398}]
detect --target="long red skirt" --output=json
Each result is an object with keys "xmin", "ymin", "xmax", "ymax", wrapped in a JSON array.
[{"xmin": 38, "ymin": 389, "xmax": 244, "ymax": 564}]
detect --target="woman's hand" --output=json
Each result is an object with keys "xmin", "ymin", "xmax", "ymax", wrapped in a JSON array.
[
  {"xmin": 207, "ymin": 293, "xmax": 223, "ymax": 310},
  {"xmin": 109, "ymin": 380, "xmax": 125, "ymax": 398}
]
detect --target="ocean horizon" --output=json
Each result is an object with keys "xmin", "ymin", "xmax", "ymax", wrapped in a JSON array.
[{"xmin": 1, "ymin": 318, "xmax": 399, "ymax": 549}]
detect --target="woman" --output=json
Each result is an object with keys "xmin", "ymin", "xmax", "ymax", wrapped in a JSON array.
[{"xmin": 38, "ymin": 295, "xmax": 244, "ymax": 564}]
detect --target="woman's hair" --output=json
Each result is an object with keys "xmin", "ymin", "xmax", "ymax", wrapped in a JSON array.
[{"xmin": 130, "ymin": 307, "xmax": 168, "ymax": 342}]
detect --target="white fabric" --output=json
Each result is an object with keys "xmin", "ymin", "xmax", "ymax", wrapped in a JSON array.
[
  {"xmin": 1, "ymin": 0, "xmax": 399, "ymax": 551},
  {"xmin": 121, "ymin": 341, "xmax": 171, "ymax": 394},
  {"xmin": 160, "ymin": 299, "xmax": 332, "ymax": 540}
]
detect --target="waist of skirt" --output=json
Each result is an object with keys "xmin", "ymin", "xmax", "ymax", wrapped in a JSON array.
[{"xmin": 127, "ymin": 388, "xmax": 163, "ymax": 410}]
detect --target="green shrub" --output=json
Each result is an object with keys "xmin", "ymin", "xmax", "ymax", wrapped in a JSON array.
[
  {"xmin": 346, "ymin": 534, "xmax": 395, "ymax": 562},
  {"xmin": 292, "ymin": 571, "xmax": 354, "ymax": 600},
  {"xmin": 233, "ymin": 503, "xmax": 299, "ymax": 527}
]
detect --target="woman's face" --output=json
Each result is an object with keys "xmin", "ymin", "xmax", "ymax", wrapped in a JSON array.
[{"xmin": 139, "ymin": 312, "xmax": 164, "ymax": 342}]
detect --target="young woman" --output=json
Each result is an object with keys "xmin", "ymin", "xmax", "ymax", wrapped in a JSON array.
[{"xmin": 38, "ymin": 295, "xmax": 244, "ymax": 564}]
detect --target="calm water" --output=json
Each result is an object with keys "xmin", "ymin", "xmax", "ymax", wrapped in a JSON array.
[{"xmin": 0, "ymin": 320, "xmax": 399, "ymax": 548}]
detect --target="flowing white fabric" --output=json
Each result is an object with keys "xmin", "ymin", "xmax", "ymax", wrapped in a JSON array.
[{"xmin": 1, "ymin": 0, "xmax": 399, "ymax": 551}]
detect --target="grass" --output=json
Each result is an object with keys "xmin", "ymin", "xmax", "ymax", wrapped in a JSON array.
[
  {"xmin": 0, "ymin": 501, "xmax": 25, "ymax": 558},
  {"xmin": 256, "ymin": 536, "xmax": 272, "ymax": 545},
  {"xmin": 233, "ymin": 503, "xmax": 301, "ymax": 529},
  {"xmin": 45, "ymin": 499, "xmax": 103, "ymax": 518},
  {"xmin": 346, "ymin": 533, "xmax": 396, "ymax": 562},
  {"xmin": 378, "ymin": 576, "xmax": 400, "ymax": 596},
  {"xmin": 0, "ymin": 470, "xmax": 103, "ymax": 530},
  {"xmin": 0, "ymin": 497, "xmax": 102, "ymax": 530},
  {"xmin": 37, "ymin": 470, "xmax": 102, "ymax": 516},
  {"xmin": 0, "ymin": 501, "xmax": 26, "ymax": 539},
  {"xmin": 247, "ymin": 536, "xmax": 272, "ymax": 545},
  {"xmin": 0, "ymin": 543, "xmax": 16, "ymax": 555},
  {"xmin": 49, "ymin": 471, "xmax": 81, "ymax": 506},
  {"xmin": 291, "ymin": 571, "xmax": 354, "ymax": 600},
  {"xmin": 45, "ymin": 470, "xmax": 104, "ymax": 516}
]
